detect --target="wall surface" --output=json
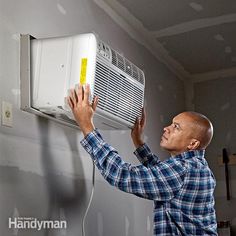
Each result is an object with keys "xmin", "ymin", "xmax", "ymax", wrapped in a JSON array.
[
  {"xmin": 0, "ymin": 0, "xmax": 185, "ymax": 235},
  {"xmin": 194, "ymin": 77, "xmax": 236, "ymax": 235}
]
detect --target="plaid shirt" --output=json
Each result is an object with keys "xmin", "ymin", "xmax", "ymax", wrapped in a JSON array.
[{"xmin": 81, "ymin": 129, "xmax": 217, "ymax": 235}]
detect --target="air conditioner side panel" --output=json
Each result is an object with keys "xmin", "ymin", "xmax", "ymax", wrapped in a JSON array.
[
  {"xmin": 31, "ymin": 33, "xmax": 97, "ymax": 113},
  {"xmin": 31, "ymin": 37, "xmax": 71, "ymax": 108}
]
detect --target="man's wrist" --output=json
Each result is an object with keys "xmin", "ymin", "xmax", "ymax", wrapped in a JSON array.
[
  {"xmin": 134, "ymin": 140, "xmax": 144, "ymax": 149},
  {"xmin": 81, "ymin": 123, "xmax": 95, "ymax": 137}
]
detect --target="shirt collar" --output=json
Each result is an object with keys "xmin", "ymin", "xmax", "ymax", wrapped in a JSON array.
[{"xmin": 172, "ymin": 149, "xmax": 205, "ymax": 160}]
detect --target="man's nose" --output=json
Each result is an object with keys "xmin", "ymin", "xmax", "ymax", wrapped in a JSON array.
[{"xmin": 163, "ymin": 126, "xmax": 169, "ymax": 133}]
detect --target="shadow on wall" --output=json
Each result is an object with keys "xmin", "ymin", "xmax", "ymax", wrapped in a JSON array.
[{"xmin": 38, "ymin": 116, "xmax": 93, "ymax": 235}]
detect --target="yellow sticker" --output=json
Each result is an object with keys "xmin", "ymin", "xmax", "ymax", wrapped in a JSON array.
[{"xmin": 80, "ymin": 58, "xmax": 88, "ymax": 85}]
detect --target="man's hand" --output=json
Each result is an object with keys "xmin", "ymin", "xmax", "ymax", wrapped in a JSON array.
[
  {"xmin": 131, "ymin": 108, "xmax": 146, "ymax": 148},
  {"xmin": 67, "ymin": 84, "xmax": 99, "ymax": 136}
]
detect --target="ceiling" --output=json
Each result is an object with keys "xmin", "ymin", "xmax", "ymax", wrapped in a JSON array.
[{"xmin": 97, "ymin": 0, "xmax": 236, "ymax": 82}]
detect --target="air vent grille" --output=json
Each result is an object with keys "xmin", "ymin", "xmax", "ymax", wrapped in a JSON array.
[
  {"xmin": 94, "ymin": 61, "xmax": 144, "ymax": 125},
  {"xmin": 117, "ymin": 53, "xmax": 125, "ymax": 71},
  {"xmin": 111, "ymin": 49, "xmax": 144, "ymax": 85}
]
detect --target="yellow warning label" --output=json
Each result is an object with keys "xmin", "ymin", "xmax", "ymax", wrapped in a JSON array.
[{"xmin": 80, "ymin": 58, "xmax": 88, "ymax": 85}]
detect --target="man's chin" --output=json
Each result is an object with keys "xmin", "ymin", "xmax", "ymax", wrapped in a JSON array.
[{"xmin": 160, "ymin": 142, "xmax": 167, "ymax": 150}]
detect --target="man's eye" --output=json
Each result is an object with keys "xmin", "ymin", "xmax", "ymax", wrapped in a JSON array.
[{"xmin": 173, "ymin": 124, "xmax": 179, "ymax": 129}]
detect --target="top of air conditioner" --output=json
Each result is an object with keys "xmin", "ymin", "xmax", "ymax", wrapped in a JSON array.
[{"xmin": 20, "ymin": 33, "xmax": 145, "ymax": 130}]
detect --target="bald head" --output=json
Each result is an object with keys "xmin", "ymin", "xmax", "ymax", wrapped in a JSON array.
[
  {"xmin": 160, "ymin": 111, "xmax": 214, "ymax": 155},
  {"xmin": 182, "ymin": 111, "xmax": 213, "ymax": 149}
]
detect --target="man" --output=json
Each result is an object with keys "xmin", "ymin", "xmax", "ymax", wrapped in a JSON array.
[{"xmin": 67, "ymin": 84, "xmax": 217, "ymax": 235}]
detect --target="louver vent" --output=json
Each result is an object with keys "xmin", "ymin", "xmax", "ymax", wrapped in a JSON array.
[
  {"xmin": 111, "ymin": 49, "xmax": 144, "ymax": 85},
  {"xmin": 94, "ymin": 61, "xmax": 144, "ymax": 125}
]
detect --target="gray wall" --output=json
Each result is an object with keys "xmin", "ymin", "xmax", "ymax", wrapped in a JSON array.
[
  {"xmin": 194, "ymin": 77, "xmax": 236, "ymax": 235},
  {"xmin": 0, "ymin": 0, "xmax": 185, "ymax": 235}
]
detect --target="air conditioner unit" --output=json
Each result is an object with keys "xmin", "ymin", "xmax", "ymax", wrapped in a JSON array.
[{"xmin": 20, "ymin": 33, "xmax": 145, "ymax": 129}]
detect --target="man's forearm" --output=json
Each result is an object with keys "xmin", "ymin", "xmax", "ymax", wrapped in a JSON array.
[{"xmin": 134, "ymin": 143, "xmax": 160, "ymax": 166}]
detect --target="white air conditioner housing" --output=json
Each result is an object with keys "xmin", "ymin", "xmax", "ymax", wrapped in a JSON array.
[{"xmin": 20, "ymin": 33, "xmax": 145, "ymax": 129}]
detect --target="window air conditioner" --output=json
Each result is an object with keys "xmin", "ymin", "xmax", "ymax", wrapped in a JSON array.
[{"xmin": 20, "ymin": 33, "xmax": 145, "ymax": 129}]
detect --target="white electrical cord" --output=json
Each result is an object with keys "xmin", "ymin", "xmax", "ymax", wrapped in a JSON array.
[{"xmin": 82, "ymin": 162, "xmax": 95, "ymax": 236}]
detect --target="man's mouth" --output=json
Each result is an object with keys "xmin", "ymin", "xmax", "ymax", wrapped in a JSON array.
[{"xmin": 161, "ymin": 135, "xmax": 168, "ymax": 141}]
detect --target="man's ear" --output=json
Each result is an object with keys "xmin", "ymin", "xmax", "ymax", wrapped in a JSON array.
[{"xmin": 187, "ymin": 139, "xmax": 200, "ymax": 150}]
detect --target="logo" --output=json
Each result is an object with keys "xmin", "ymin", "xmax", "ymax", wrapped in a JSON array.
[{"xmin": 9, "ymin": 217, "xmax": 67, "ymax": 231}]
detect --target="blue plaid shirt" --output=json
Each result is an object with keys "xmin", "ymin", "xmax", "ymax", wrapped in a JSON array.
[{"xmin": 81, "ymin": 129, "xmax": 217, "ymax": 235}]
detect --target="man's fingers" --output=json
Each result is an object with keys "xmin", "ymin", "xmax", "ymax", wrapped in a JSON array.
[
  {"xmin": 140, "ymin": 107, "xmax": 146, "ymax": 127},
  {"xmin": 83, "ymin": 84, "xmax": 90, "ymax": 104},
  {"xmin": 70, "ymin": 89, "xmax": 76, "ymax": 103},
  {"xmin": 133, "ymin": 117, "xmax": 140, "ymax": 130},
  {"xmin": 73, "ymin": 88, "xmax": 78, "ymax": 103},
  {"xmin": 67, "ymin": 97, "xmax": 74, "ymax": 109},
  {"xmin": 70, "ymin": 83, "xmax": 94, "ymax": 107},
  {"xmin": 77, "ymin": 84, "xmax": 83, "ymax": 103},
  {"xmin": 92, "ymin": 96, "xmax": 99, "ymax": 111}
]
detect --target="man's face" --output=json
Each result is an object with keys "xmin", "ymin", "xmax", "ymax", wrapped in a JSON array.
[{"xmin": 160, "ymin": 113, "xmax": 196, "ymax": 156}]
